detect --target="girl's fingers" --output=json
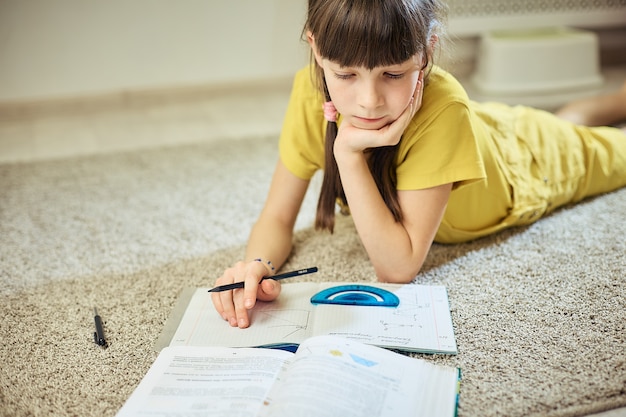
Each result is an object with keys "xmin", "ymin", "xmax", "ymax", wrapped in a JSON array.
[
  {"xmin": 211, "ymin": 269, "xmax": 236, "ymax": 322},
  {"xmin": 258, "ymin": 279, "xmax": 282, "ymax": 301},
  {"xmin": 232, "ymin": 288, "xmax": 252, "ymax": 328},
  {"xmin": 210, "ymin": 291, "xmax": 226, "ymax": 320},
  {"xmin": 382, "ymin": 72, "xmax": 424, "ymax": 145},
  {"xmin": 410, "ymin": 70, "xmax": 425, "ymax": 117},
  {"xmin": 220, "ymin": 291, "xmax": 240, "ymax": 326},
  {"xmin": 210, "ymin": 261, "xmax": 268, "ymax": 328}
]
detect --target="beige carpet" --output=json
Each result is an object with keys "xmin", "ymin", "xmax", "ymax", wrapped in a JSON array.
[{"xmin": 1, "ymin": 135, "xmax": 625, "ymax": 417}]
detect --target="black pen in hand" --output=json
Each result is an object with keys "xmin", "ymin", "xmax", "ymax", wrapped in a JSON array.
[
  {"xmin": 208, "ymin": 267, "xmax": 318, "ymax": 293},
  {"xmin": 93, "ymin": 308, "xmax": 108, "ymax": 348}
]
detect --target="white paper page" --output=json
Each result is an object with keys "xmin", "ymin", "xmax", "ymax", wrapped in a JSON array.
[
  {"xmin": 258, "ymin": 335, "xmax": 458, "ymax": 417},
  {"xmin": 115, "ymin": 346, "xmax": 293, "ymax": 417},
  {"xmin": 169, "ymin": 283, "xmax": 319, "ymax": 348},
  {"xmin": 311, "ymin": 284, "xmax": 457, "ymax": 353}
]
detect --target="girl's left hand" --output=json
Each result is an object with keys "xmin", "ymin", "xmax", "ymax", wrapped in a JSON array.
[{"xmin": 335, "ymin": 70, "xmax": 424, "ymax": 155}]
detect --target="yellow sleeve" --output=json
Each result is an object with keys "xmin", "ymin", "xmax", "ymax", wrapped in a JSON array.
[
  {"xmin": 278, "ymin": 67, "xmax": 326, "ymax": 181},
  {"xmin": 393, "ymin": 67, "xmax": 486, "ymax": 191},
  {"xmin": 395, "ymin": 101, "xmax": 486, "ymax": 191}
]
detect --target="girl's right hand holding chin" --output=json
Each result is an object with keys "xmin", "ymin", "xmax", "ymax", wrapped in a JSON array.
[{"xmin": 211, "ymin": 260, "xmax": 282, "ymax": 329}]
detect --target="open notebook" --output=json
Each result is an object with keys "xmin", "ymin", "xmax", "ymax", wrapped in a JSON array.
[{"xmin": 158, "ymin": 282, "xmax": 457, "ymax": 355}]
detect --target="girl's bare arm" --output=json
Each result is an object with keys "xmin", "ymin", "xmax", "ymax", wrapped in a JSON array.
[
  {"xmin": 335, "ymin": 149, "xmax": 451, "ymax": 283},
  {"xmin": 211, "ymin": 159, "xmax": 309, "ymax": 328}
]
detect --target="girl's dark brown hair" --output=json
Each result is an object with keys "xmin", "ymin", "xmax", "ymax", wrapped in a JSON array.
[{"xmin": 305, "ymin": 0, "xmax": 448, "ymax": 232}]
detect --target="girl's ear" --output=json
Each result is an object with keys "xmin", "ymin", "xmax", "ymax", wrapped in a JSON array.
[{"xmin": 306, "ymin": 30, "xmax": 324, "ymax": 67}]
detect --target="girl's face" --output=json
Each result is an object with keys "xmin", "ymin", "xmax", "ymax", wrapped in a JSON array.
[{"xmin": 320, "ymin": 54, "xmax": 424, "ymax": 131}]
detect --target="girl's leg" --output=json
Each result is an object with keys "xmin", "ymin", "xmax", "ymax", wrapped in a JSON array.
[{"xmin": 555, "ymin": 81, "xmax": 626, "ymax": 130}]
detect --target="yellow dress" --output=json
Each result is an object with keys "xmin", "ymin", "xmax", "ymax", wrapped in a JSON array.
[{"xmin": 279, "ymin": 66, "xmax": 626, "ymax": 243}]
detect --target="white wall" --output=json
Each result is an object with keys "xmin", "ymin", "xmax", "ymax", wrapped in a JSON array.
[
  {"xmin": 0, "ymin": 0, "xmax": 309, "ymax": 103},
  {"xmin": 1, "ymin": 0, "xmax": 624, "ymax": 104}
]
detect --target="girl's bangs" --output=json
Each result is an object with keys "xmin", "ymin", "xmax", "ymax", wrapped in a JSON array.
[{"xmin": 314, "ymin": 1, "xmax": 422, "ymax": 69}]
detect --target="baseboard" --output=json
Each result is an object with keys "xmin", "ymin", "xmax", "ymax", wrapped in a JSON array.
[{"xmin": 0, "ymin": 76, "xmax": 294, "ymax": 122}]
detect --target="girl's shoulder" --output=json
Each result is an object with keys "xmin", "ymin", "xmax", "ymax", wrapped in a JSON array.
[
  {"xmin": 404, "ymin": 66, "xmax": 472, "ymax": 136},
  {"xmin": 401, "ymin": 66, "xmax": 477, "ymax": 144},
  {"xmin": 423, "ymin": 66, "xmax": 471, "ymax": 109},
  {"xmin": 290, "ymin": 66, "xmax": 322, "ymax": 101}
]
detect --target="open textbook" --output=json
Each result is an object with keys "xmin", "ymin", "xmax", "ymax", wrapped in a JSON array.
[
  {"xmin": 161, "ymin": 282, "xmax": 457, "ymax": 354},
  {"xmin": 116, "ymin": 335, "xmax": 460, "ymax": 417}
]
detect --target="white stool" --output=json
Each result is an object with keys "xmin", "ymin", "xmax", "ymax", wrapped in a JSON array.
[{"xmin": 471, "ymin": 27, "xmax": 603, "ymax": 96}]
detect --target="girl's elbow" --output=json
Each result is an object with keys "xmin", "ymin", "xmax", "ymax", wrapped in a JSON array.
[{"xmin": 373, "ymin": 251, "xmax": 427, "ymax": 283}]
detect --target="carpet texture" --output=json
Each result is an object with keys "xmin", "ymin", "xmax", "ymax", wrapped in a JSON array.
[{"xmin": 1, "ymin": 135, "xmax": 625, "ymax": 417}]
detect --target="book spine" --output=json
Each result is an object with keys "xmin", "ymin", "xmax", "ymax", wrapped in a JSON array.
[{"xmin": 454, "ymin": 368, "xmax": 462, "ymax": 417}]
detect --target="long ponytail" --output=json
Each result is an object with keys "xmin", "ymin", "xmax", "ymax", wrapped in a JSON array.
[
  {"xmin": 314, "ymin": 79, "xmax": 402, "ymax": 233},
  {"xmin": 315, "ymin": 83, "xmax": 346, "ymax": 232}
]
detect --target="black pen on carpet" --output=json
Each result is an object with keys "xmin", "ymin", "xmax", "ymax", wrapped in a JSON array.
[
  {"xmin": 93, "ymin": 307, "xmax": 108, "ymax": 348},
  {"xmin": 208, "ymin": 266, "xmax": 318, "ymax": 293}
]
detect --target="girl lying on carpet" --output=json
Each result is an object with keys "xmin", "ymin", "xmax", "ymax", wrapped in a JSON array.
[{"xmin": 212, "ymin": 0, "xmax": 626, "ymax": 328}]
